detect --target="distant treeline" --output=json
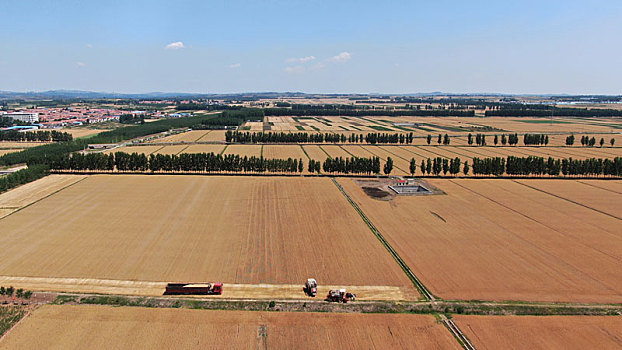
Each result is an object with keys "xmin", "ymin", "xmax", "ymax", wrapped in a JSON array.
[
  {"xmin": 175, "ymin": 103, "xmax": 247, "ymax": 111},
  {"xmin": 0, "ymin": 113, "xmax": 227, "ymax": 167},
  {"xmin": 263, "ymin": 108, "xmax": 474, "ymax": 117},
  {"xmin": 0, "ymin": 130, "xmax": 73, "ymax": 142},
  {"xmin": 196, "ymin": 109, "xmax": 263, "ymax": 129},
  {"xmin": 225, "ymin": 131, "xmax": 417, "ymax": 144},
  {"xmin": 485, "ymin": 108, "xmax": 622, "ymax": 117}
]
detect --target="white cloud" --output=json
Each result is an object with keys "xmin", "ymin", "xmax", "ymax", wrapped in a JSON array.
[
  {"xmin": 228, "ymin": 63, "xmax": 241, "ymax": 69},
  {"xmin": 165, "ymin": 41, "xmax": 185, "ymax": 50},
  {"xmin": 329, "ymin": 51, "xmax": 352, "ymax": 63},
  {"xmin": 285, "ymin": 66, "xmax": 305, "ymax": 74},
  {"xmin": 76, "ymin": 62, "xmax": 86, "ymax": 67},
  {"xmin": 286, "ymin": 56, "xmax": 316, "ymax": 63},
  {"xmin": 86, "ymin": 44, "xmax": 93, "ymax": 48}
]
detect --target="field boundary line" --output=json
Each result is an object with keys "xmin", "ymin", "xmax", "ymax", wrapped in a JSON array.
[
  {"xmin": 0, "ymin": 176, "xmax": 88, "ymax": 222},
  {"xmin": 360, "ymin": 146, "xmax": 409, "ymax": 174},
  {"xmin": 195, "ymin": 130, "xmax": 213, "ymax": 142},
  {"xmin": 150, "ymin": 145, "xmax": 166, "ymax": 155},
  {"xmin": 337, "ymin": 145, "xmax": 356, "ymax": 157},
  {"xmin": 299, "ymin": 145, "xmax": 311, "ymax": 161},
  {"xmin": 576, "ymin": 180, "xmax": 622, "ymax": 195},
  {"xmin": 513, "ymin": 180, "xmax": 622, "ymax": 221},
  {"xmin": 175, "ymin": 145, "xmax": 190, "ymax": 155},
  {"xmin": 219, "ymin": 144, "xmax": 228, "ymax": 155},
  {"xmin": 330, "ymin": 177, "xmax": 435, "ymax": 301},
  {"xmin": 317, "ymin": 145, "xmax": 332, "ymax": 159},
  {"xmin": 378, "ymin": 145, "xmax": 410, "ymax": 162}
]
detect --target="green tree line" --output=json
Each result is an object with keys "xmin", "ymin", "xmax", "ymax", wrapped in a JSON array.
[
  {"xmin": 0, "ymin": 113, "xmax": 232, "ymax": 167},
  {"xmin": 0, "ymin": 165, "xmax": 50, "ymax": 194},
  {"xmin": 0, "ymin": 130, "xmax": 73, "ymax": 142},
  {"xmin": 225, "ymin": 131, "xmax": 417, "ymax": 144},
  {"xmin": 50, "ymin": 151, "xmax": 305, "ymax": 174}
]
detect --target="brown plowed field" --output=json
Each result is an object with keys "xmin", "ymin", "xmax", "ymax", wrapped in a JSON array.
[
  {"xmin": 0, "ymin": 305, "xmax": 459, "ymax": 349},
  {"xmin": 338, "ymin": 178, "xmax": 622, "ymax": 303},
  {"xmin": 454, "ymin": 315, "xmax": 622, "ymax": 350},
  {"xmin": 0, "ymin": 175, "xmax": 414, "ymax": 292}
]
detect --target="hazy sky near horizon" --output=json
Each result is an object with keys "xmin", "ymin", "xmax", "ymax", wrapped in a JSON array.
[{"xmin": 1, "ymin": 0, "xmax": 621, "ymax": 94}]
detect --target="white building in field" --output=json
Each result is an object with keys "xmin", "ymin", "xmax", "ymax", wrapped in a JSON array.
[{"xmin": 4, "ymin": 112, "xmax": 39, "ymax": 123}]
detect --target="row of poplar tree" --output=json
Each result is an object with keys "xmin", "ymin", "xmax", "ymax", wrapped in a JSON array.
[
  {"xmin": 566, "ymin": 135, "xmax": 616, "ymax": 147},
  {"xmin": 50, "ymin": 152, "xmax": 304, "ymax": 173},
  {"xmin": 225, "ymin": 131, "xmax": 417, "ymax": 144},
  {"xmin": 0, "ymin": 130, "xmax": 73, "ymax": 142},
  {"xmin": 50, "ymin": 152, "xmax": 622, "ymax": 177}
]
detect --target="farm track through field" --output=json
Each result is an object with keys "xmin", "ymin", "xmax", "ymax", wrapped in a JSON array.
[
  {"xmin": 440, "ymin": 314, "xmax": 476, "ymax": 350},
  {"xmin": 330, "ymin": 178, "xmax": 435, "ymax": 301},
  {"xmin": 0, "ymin": 276, "xmax": 410, "ymax": 301}
]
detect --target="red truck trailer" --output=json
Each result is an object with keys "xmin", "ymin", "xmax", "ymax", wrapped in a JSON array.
[{"xmin": 164, "ymin": 283, "xmax": 223, "ymax": 295}]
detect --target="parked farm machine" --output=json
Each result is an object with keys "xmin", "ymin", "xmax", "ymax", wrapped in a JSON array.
[
  {"xmin": 326, "ymin": 289, "xmax": 356, "ymax": 303},
  {"xmin": 304, "ymin": 278, "xmax": 318, "ymax": 297},
  {"xmin": 164, "ymin": 282, "xmax": 223, "ymax": 295}
]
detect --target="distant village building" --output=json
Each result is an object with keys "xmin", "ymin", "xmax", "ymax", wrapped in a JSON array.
[{"xmin": 4, "ymin": 112, "xmax": 39, "ymax": 123}]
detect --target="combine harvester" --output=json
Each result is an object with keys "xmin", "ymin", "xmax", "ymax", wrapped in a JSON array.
[
  {"xmin": 164, "ymin": 282, "xmax": 223, "ymax": 295},
  {"xmin": 304, "ymin": 278, "xmax": 318, "ymax": 297},
  {"xmin": 326, "ymin": 289, "xmax": 356, "ymax": 303}
]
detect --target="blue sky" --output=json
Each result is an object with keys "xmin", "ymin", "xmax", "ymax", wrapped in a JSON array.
[{"xmin": 1, "ymin": 0, "xmax": 621, "ymax": 94}]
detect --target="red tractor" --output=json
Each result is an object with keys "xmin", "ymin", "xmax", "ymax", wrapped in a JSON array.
[
  {"xmin": 326, "ymin": 289, "xmax": 356, "ymax": 303},
  {"xmin": 164, "ymin": 283, "xmax": 223, "ymax": 295}
]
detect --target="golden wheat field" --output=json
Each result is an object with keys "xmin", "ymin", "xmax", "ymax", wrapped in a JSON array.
[
  {"xmin": 244, "ymin": 115, "xmax": 622, "ymax": 135},
  {"xmin": 0, "ymin": 175, "xmax": 414, "ymax": 291},
  {"xmin": 0, "ymin": 305, "xmax": 459, "ymax": 350},
  {"xmin": 453, "ymin": 315, "xmax": 622, "ymax": 350},
  {"xmin": 338, "ymin": 178, "xmax": 622, "ymax": 303}
]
